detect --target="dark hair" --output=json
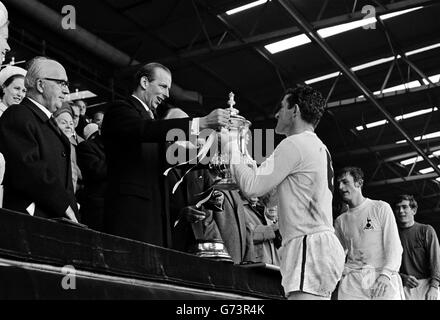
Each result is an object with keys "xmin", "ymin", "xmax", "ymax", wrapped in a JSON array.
[
  {"xmin": 337, "ymin": 166, "xmax": 364, "ymax": 184},
  {"xmin": 283, "ymin": 85, "xmax": 326, "ymax": 126},
  {"xmin": 0, "ymin": 74, "xmax": 25, "ymax": 98},
  {"xmin": 394, "ymin": 194, "xmax": 418, "ymax": 210},
  {"xmin": 132, "ymin": 62, "xmax": 171, "ymax": 92}
]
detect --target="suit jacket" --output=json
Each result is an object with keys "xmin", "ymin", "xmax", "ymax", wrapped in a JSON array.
[
  {"xmin": 0, "ymin": 98, "xmax": 77, "ymax": 218},
  {"xmin": 243, "ymin": 201, "xmax": 280, "ymax": 265},
  {"xmin": 76, "ymin": 135, "xmax": 107, "ymax": 231},
  {"xmin": 167, "ymin": 168, "xmax": 223, "ymax": 252},
  {"xmin": 101, "ymin": 96, "xmax": 192, "ymax": 245},
  {"xmin": 213, "ymin": 190, "xmax": 250, "ymax": 264}
]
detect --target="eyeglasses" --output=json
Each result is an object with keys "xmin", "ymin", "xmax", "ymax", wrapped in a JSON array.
[{"xmin": 41, "ymin": 77, "xmax": 70, "ymax": 88}]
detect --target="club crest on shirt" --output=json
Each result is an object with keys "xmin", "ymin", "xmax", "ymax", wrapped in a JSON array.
[{"xmin": 363, "ymin": 217, "xmax": 374, "ymax": 230}]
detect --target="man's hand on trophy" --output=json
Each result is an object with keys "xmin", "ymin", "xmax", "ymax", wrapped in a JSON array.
[
  {"xmin": 181, "ymin": 206, "xmax": 209, "ymax": 223},
  {"xmin": 199, "ymin": 108, "xmax": 231, "ymax": 130}
]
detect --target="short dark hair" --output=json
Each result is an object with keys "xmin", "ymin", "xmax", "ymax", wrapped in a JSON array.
[
  {"xmin": 132, "ymin": 62, "xmax": 171, "ymax": 92},
  {"xmin": 0, "ymin": 74, "xmax": 25, "ymax": 98},
  {"xmin": 337, "ymin": 166, "xmax": 364, "ymax": 184},
  {"xmin": 394, "ymin": 194, "xmax": 418, "ymax": 210},
  {"xmin": 283, "ymin": 85, "xmax": 326, "ymax": 126}
]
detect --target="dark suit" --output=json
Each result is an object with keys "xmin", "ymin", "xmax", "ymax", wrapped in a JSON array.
[
  {"xmin": 167, "ymin": 168, "xmax": 223, "ymax": 252},
  {"xmin": 214, "ymin": 190, "xmax": 251, "ymax": 264},
  {"xmin": 101, "ymin": 96, "xmax": 192, "ymax": 245},
  {"xmin": 77, "ymin": 134, "xmax": 107, "ymax": 231},
  {"xmin": 0, "ymin": 98, "xmax": 77, "ymax": 218}
]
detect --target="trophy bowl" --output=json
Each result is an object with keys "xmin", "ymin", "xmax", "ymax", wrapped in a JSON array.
[{"xmin": 209, "ymin": 93, "xmax": 251, "ymax": 190}]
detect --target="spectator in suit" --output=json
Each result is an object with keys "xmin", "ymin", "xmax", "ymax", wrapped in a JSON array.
[
  {"xmin": 0, "ymin": 65, "xmax": 27, "ymax": 117},
  {"xmin": 162, "ymin": 107, "xmax": 230, "ymax": 257},
  {"xmin": 53, "ymin": 104, "xmax": 82, "ymax": 194},
  {"xmin": 0, "ymin": 56, "xmax": 78, "ymax": 222},
  {"xmin": 70, "ymin": 103, "xmax": 86, "ymax": 144},
  {"xmin": 77, "ymin": 123, "xmax": 106, "ymax": 231},
  {"xmin": 101, "ymin": 62, "xmax": 230, "ymax": 245},
  {"xmin": 243, "ymin": 195, "xmax": 280, "ymax": 266},
  {"xmin": 92, "ymin": 111, "xmax": 104, "ymax": 130},
  {"xmin": 72, "ymin": 99, "xmax": 89, "ymax": 138}
]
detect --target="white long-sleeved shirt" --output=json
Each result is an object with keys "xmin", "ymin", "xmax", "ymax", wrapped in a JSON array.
[
  {"xmin": 231, "ymin": 131, "xmax": 335, "ymax": 243},
  {"xmin": 334, "ymin": 198, "xmax": 403, "ymax": 279}
]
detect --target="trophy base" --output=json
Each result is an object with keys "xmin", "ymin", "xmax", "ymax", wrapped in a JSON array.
[
  {"xmin": 190, "ymin": 240, "xmax": 234, "ymax": 263},
  {"xmin": 213, "ymin": 178, "xmax": 238, "ymax": 190}
]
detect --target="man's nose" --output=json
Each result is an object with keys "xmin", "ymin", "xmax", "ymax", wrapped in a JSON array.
[{"xmin": 275, "ymin": 111, "xmax": 279, "ymax": 119}]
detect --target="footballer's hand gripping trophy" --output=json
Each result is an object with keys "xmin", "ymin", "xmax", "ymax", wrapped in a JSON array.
[{"xmin": 209, "ymin": 92, "xmax": 251, "ymax": 190}]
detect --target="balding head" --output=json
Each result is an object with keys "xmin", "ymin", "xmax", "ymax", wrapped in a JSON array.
[{"xmin": 25, "ymin": 56, "xmax": 69, "ymax": 113}]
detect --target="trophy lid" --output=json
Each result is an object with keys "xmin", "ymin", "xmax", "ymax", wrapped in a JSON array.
[{"xmin": 227, "ymin": 92, "xmax": 251, "ymax": 128}]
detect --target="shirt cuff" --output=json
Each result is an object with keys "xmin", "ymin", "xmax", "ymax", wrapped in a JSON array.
[
  {"xmin": 379, "ymin": 269, "xmax": 393, "ymax": 280},
  {"xmin": 191, "ymin": 118, "xmax": 200, "ymax": 135}
]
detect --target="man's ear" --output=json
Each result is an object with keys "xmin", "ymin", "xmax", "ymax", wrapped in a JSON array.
[
  {"xmin": 36, "ymin": 79, "xmax": 44, "ymax": 94},
  {"xmin": 355, "ymin": 179, "xmax": 363, "ymax": 189},
  {"xmin": 140, "ymin": 76, "xmax": 149, "ymax": 90},
  {"xmin": 290, "ymin": 103, "xmax": 299, "ymax": 119}
]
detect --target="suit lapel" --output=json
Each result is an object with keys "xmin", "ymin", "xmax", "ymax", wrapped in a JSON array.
[
  {"xmin": 23, "ymin": 98, "xmax": 71, "ymax": 149},
  {"xmin": 128, "ymin": 96, "xmax": 154, "ymax": 120}
]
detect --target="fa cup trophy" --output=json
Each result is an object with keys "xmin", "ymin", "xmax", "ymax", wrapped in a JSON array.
[{"xmin": 209, "ymin": 92, "xmax": 251, "ymax": 190}]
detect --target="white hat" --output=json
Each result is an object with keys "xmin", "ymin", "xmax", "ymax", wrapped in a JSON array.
[
  {"xmin": 0, "ymin": 65, "xmax": 27, "ymax": 86},
  {"xmin": 0, "ymin": 2, "xmax": 8, "ymax": 28},
  {"xmin": 83, "ymin": 123, "xmax": 99, "ymax": 140}
]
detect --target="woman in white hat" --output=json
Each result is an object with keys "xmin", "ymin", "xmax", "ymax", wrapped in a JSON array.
[
  {"xmin": 0, "ymin": 1, "xmax": 11, "ymax": 204},
  {"xmin": 0, "ymin": 65, "xmax": 27, "ymax": 117}
]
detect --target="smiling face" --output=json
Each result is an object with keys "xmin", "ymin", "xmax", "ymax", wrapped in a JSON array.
[
  {"xmin": 142, "ymin": 67, "xmax": 171, "ymax": 110},
  {"xmin": 337, "ymin": 173, "xmax": 362, "ymax": 205},
  {"xmin": 2, "ymin": 76, "xmax": 26, "ymax": 107},
  {"xmin": 55, "ymin": 112, "xmax": 74, "ymax": 138},
  {"xmin": 394, "ymin": 199, "xmax": 416, "ymax": 228}
]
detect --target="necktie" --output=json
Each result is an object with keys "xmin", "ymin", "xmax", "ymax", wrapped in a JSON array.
[{"xmin": 147, "ymin": 108, "xmax": 155, "ymax": 120}]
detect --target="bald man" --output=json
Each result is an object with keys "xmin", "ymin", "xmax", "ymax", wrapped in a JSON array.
[{"xmin": 0, "ymin": 56, "xmax": 78, "ymax": 222}]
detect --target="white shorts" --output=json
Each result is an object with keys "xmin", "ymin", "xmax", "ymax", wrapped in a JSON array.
[
  {"xmin": 338, "ymin": 268, "xmax": 405, "ymax": 300},
  {"xmin": 404, "ymin": 278, "xmax": 440, "ymax": 300},
  {"xmin": 279, "ymin": 231, "xmax": 345, "ymax": 298}
]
